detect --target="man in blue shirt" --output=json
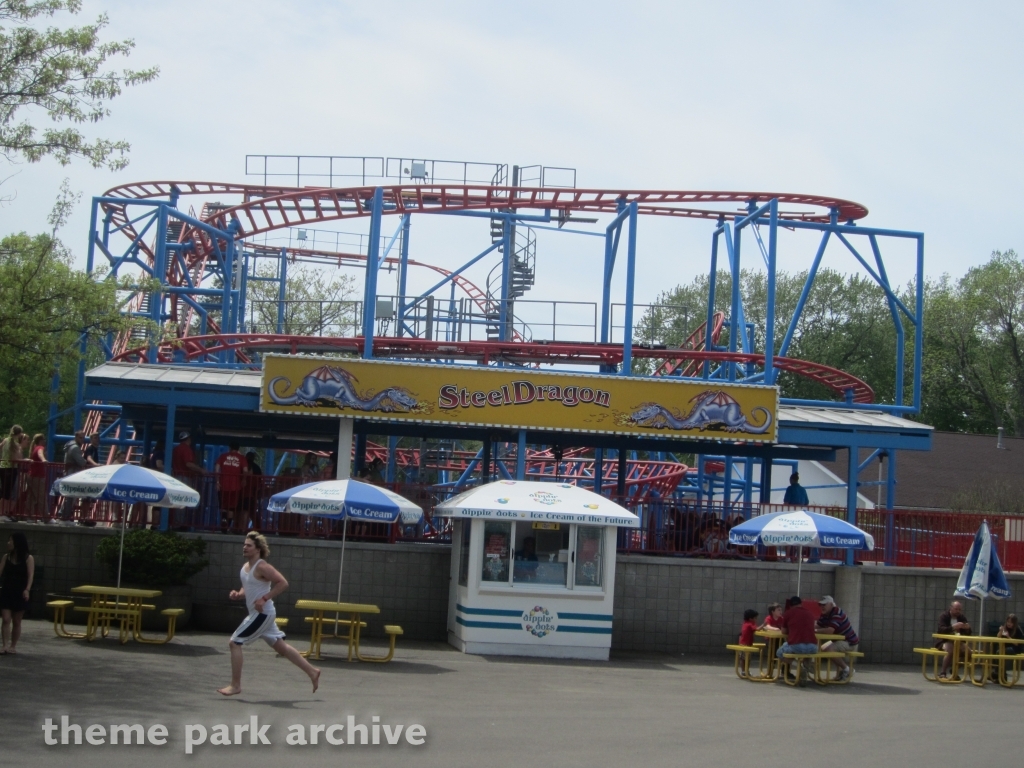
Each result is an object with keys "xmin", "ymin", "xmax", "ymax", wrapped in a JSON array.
[{"xmin": 783, "ymin": 472, "xmax": 809, "ymax": 506}]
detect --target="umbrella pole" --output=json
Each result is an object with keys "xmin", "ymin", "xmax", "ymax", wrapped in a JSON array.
[
  {"xmin": 797, "ymin": 545, "xmax": 803, "ymax": 595},
  {"xmin": 334, "ymin": 518, "xmax": 348, "ymax": 632},
  {"xmin": 979, "ymin": 597, "xmax": 984, "ymax": 637},
  {"xmin": 115, "ymin": 502, "xmax": 127, "ymax": 607}
]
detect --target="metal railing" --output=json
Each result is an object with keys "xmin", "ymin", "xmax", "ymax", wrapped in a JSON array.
[{"xmin": 6, "ymin": 462, "xmax": 1020, "ymax": 572}]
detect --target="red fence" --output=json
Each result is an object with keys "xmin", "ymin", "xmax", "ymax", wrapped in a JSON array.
[{"xmin": 2, "ymin": 462, "xmax": 1020, "ymax": 571}]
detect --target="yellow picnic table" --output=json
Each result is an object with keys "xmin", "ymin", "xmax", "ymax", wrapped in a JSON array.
[
  {"xmin": 295, "ymin": 599, "xmax": 381, "ymax": 661},
  {"xmin": 750, "ymin": 630, "xmax": 848, "ymax": 683},
  {"xmin": 931, "ymin": 633, "xmax": 1024, "ymax": 687},
  {"xmin": 67, "ymin": 586, "xmax": 175, "ymax": 645}
]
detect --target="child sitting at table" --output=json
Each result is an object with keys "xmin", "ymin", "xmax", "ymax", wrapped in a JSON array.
[
  {"xmin": 739, "ymin": 609, "xmax": 758, "ymax": 646},
  {"xmin": 759, "ymin": 602, "xmax": 783, "ymax": 631}
]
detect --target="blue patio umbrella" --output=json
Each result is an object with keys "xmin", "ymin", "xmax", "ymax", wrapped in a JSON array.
[
  {"xmin": 728, "ymin": 510, "xmax": 874, "ymax": 594},
  {"xmin": 52, "ymin": 464, "xmax": 200, "ymax": 588},
  {"xmin": 267, "ymin": 479, "xmax": 423, "ymax": 601},
  {"xmin": 954, "ymin": 520, "xmax": 1011, "ymax": 633}
]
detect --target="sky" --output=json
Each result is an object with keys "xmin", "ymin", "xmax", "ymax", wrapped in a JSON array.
[{"xmin": 3, "ymin": 1, "xmax": 1023, "ymax": 323}]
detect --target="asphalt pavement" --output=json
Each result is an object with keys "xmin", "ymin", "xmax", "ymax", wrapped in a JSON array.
[{"xmin": 0, "ymin": 618, "xmax": 1017, "ymax": 768}]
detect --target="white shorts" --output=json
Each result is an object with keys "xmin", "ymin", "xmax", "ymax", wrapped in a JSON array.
[{"xmin": 230, "ymin": 611, "xmax": 285, "ymax": 647}]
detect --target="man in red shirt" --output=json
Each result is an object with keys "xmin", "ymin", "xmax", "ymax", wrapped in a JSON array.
[
  {"xmin": 215, "ymin": 441, "xmax": 249, "ymax": 531},
  {"xmin": 777, "ymin": 596, "xmax": 818, "ymax": 682},
  {"xmin": 172, "ymin": 432, "xmax": 204, "ymax": 487}
]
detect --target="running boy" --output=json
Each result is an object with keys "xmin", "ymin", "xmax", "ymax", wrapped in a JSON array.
[{"xmin": 218, "ymin": 531, "xmax": 320, "ymax": 696}]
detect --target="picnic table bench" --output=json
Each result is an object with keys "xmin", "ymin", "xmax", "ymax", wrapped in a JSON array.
[
  {"xmin": 294, "ymin": 599, "xmax": 404, "ymax": 663},
  {"xmin": 59, "ymin": 586, "xmax": 183, "ymax": 645}
]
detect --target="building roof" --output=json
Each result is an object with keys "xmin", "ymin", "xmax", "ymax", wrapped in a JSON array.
[{"xmin": 822, "ymin": 430, "xmax": 1024, "ymax": 509}]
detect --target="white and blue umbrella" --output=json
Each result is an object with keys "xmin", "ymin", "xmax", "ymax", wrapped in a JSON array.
[
  {"xmin": 729, "ymin": 510, "xmax": 875, "ymax": 593},
  {"xmin": 954, "ymin": 520, "xmax": 1011, "ymax": 633},
  {"xmin": 52, "ymin": 463, "xmax": 200, "ymax": 507},
  {"xmin": 268, "ymin": 479, "xmax": 423, "ymax": 601},
  {"xmin": 52, "ymin": 464, "xmax": 200, "ymax": 589}
]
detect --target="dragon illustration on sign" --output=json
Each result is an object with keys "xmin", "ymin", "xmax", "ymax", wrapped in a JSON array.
[
  {"xmin": 623, "ymin": 390, "xmax": 773, "ymax": 434},
  {"xmin": 267, "ymin": 365, "xmax": 428, "ymax": 413}
]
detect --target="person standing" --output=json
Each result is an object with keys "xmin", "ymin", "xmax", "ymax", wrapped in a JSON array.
[
  {"xmin": 59, "ymin": 431, "xmax": 88, "ymax": 523},
  {"xmin": 171, "ymin": 432, "xmax": 204, "ymax": 487},
  {"xmin": 0, "ymin": 425, "xmax": 25, "ymax": 519},
  {"xmin": 217, "ymin": 531, "xmax": 320, "ymax": 696},
  {"xmin": 300, "ymin": 451, "xmax": 320, "ymax": 481},
  {"xmin": 25, "ymin": 434, "xmax": 48, "ymax": 520},
  {"xmin": 816, "ymin": 595, "xmax": 860, "ymax": 681},
  {"xmin": 783, "ymin": 472, "xmax": 809, "ymax": 506},
  {"xmin": 214, "ymin": 442, "xmax": 249, "ymax": 531},
  {"xmin": 83, "ymin": 433, "xmax": 101, "ymax": 467},
  {"xmin": 0, "ymin": 533, "xmax": 34, "ymax": 654},
  {"xmin": 239, "ymin": 451, "xmax": 263, "ymax": 532}
]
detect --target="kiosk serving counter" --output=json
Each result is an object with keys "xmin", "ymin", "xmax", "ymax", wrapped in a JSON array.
[{"xmin": 435, "ymin": 480, "xmax": 640, "ymax": 660}]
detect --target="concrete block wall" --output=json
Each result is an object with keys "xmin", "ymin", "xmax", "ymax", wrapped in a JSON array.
[
  {"xmin": 859, "ymin": 568, "xmax": 1024, "ymax": 663},
  {"xmin": 6, "ymin": 522, "xmax": 1024, "ymax": 663},
  {"xmin": 613, "ymin": 555, "xmax": 835, "ymax": 654}
]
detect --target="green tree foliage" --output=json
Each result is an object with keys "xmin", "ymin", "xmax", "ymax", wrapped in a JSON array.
[
  {"xmin": 1, "ymin": 0, "xmax": 158, "ymax": 170},
  {"xmin": 635, "ymin": 268, "xmax": 912, "ymax": 406},
  {"xmin": 0, "ymin": 186, "xmax": 125, "ymax": 433},
  {"xmin": 244, "ymin": 262, "xmax": 357, "ymax": 337},
  {"xmin": 921, "ymin": 251, "xmax": 1024, "ymax": 435},
  {"xmin": 95, "ymin": 529, "xmax": 208, "ymax": 587}
]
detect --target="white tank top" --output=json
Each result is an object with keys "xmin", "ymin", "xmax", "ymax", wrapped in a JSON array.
[{"xmin": 240, "ymin": 558, "xmax": 275, "ymax": 615}]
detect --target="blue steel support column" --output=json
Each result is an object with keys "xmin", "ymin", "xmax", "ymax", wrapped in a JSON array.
[
  {"xmin": 845, "ymin": 447, "xmax": 858, "ymax": 566},
  {"xmin": 704, "ymin": 226, "xmax": 721, "ymax": 379},
  {"xmin": 354, "ymin": 433, "xmax": 366, "ymax": 476},
  {"xmin": 779, "ymin": 231, "xmax": 831, "ymax": 357},
  {"xmin": 723, "ymin": 456, "xmax": 734, "ymax": 510},
  {"xmin": 516, "ymin": 430, "xmax": 526, "ymax": 480},
  {"xmin": 362, "ymin": 187, "xmax": 384, "ymax": 358},
  {"xmin": 729, "ymin": 222, "xmax": 742, "ymax": 381},
  {"xmin": 277, "ymin": 248, "xmax": 288, "ymax": 334},
  {"xmin": 742, "ymin": 457, "xmax": 754, "ymax": 507},
  {"xmin": 885, "ymin": 451, "xmax": 897, "ymax": 566},
  {"xmin": 238, "ymin": 251, "xmax": 249, "ymax": 333},
  {"xmin": 914, "ymin": 235, "xmax": 925, "ymax": 410},
  {"xmin": 594, "ymin": 448, "xmax": 603, "ymax": 495},
  {"xmin": 758, "ymin": 456, "xmax": 772, "ymax": 506},
  {"xmin": 397, "ymin": 214, "xmax": 411, "ymax": 338},
  {"xmin": 386, "ymin": 436, "xmax": 398, "ymax": 483},
  {"xmin": 74, "ymin": 333, "xmax": 87, "ymax": 430},
  {"xmin": 86, "ymin": 198, "xmax": 99, "ymax": 274},
  {"xmin": 764, "ymin": 200, "xmax": 778, "ymax": 384},
  {"xmin": 161, "ymin": 404, "xmax": 176, "ymax": 532},
  {"xmin": 600, "ymin": 199, "xmax": 627, "ymax": 346},
  {"xmin": 621, "ymin": 202, "xmax": 639, "ymax": 375},
  {"xmin": 151, "ymin": 205, "xmax": 168, "ymax": 364}
]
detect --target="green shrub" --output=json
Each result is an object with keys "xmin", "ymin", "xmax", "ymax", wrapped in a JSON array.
[{"xmin": 95, "ymin": 530, "xmax": 209, "ymax": 587}]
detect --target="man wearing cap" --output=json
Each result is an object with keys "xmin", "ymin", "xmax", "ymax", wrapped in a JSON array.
[
  {"xmin": 776, "ymin": 596, "xmax": 818, "ymax": 683},
  {"xmin": 172, "ymin": 432, "xmax": 204, "ymax": 487},
  {"xmin": 816, "ymin": 595, "xmax": 859, "ymax": 681}
]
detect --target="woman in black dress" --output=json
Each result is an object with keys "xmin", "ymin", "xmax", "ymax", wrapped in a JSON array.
[{"xmin": 0, "ymin": 532, "xmax": 34, "ymax": 654}]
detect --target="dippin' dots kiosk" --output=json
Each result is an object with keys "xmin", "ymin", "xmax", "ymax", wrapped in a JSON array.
[{"xmin": 434, "ymin": 480, "xmax": 640, "ymax": 660}]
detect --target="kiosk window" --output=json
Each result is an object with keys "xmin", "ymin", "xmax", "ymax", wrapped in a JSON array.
[
  {"xmin": 574, "ymin": 525, "xmax": 603, "ymax": 588},
  {"xmin": 481, "ymin": 522, "xmax": 511, "ymax": 582},
  {"xmin": 513, "ymin": 523, "xmax": 570, "ymax": 586},
  {"xmin": 457, "ymin": 520, "xmax": 471, "ymax": 586}
]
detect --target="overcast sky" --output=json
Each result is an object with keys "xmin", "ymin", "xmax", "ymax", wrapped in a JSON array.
[{"xmin": 3, "ymin": 1, "xmax": 1022, "ymax": 314}]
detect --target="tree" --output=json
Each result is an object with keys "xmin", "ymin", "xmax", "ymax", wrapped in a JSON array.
[
  {"xmin": 635, "ymin": 268, "xmax": 909, "ymax": 405},
  {"xmin": 1, "ymin": 0, "xmax": 158, "ymax": 170},
  {"xmin": 244, "ymin": 262, "xmax": 358, "ymax": 337},
  {"xmin": 0, "ymin": 182, "xmax": 126, "ymax": 432},
  {"xmin": 920, "ymin": 251, "xmax": 1024, "ymax": 435}
]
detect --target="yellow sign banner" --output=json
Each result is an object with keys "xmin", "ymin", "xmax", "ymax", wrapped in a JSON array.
[{"xmin": 259, "ymin": 355, "xmax": 779, "ymax": 443}]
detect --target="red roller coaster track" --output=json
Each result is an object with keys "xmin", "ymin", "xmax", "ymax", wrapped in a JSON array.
[{"xmin": 113, "ymin": 333, "xmax": 874, "ymax": 403}]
